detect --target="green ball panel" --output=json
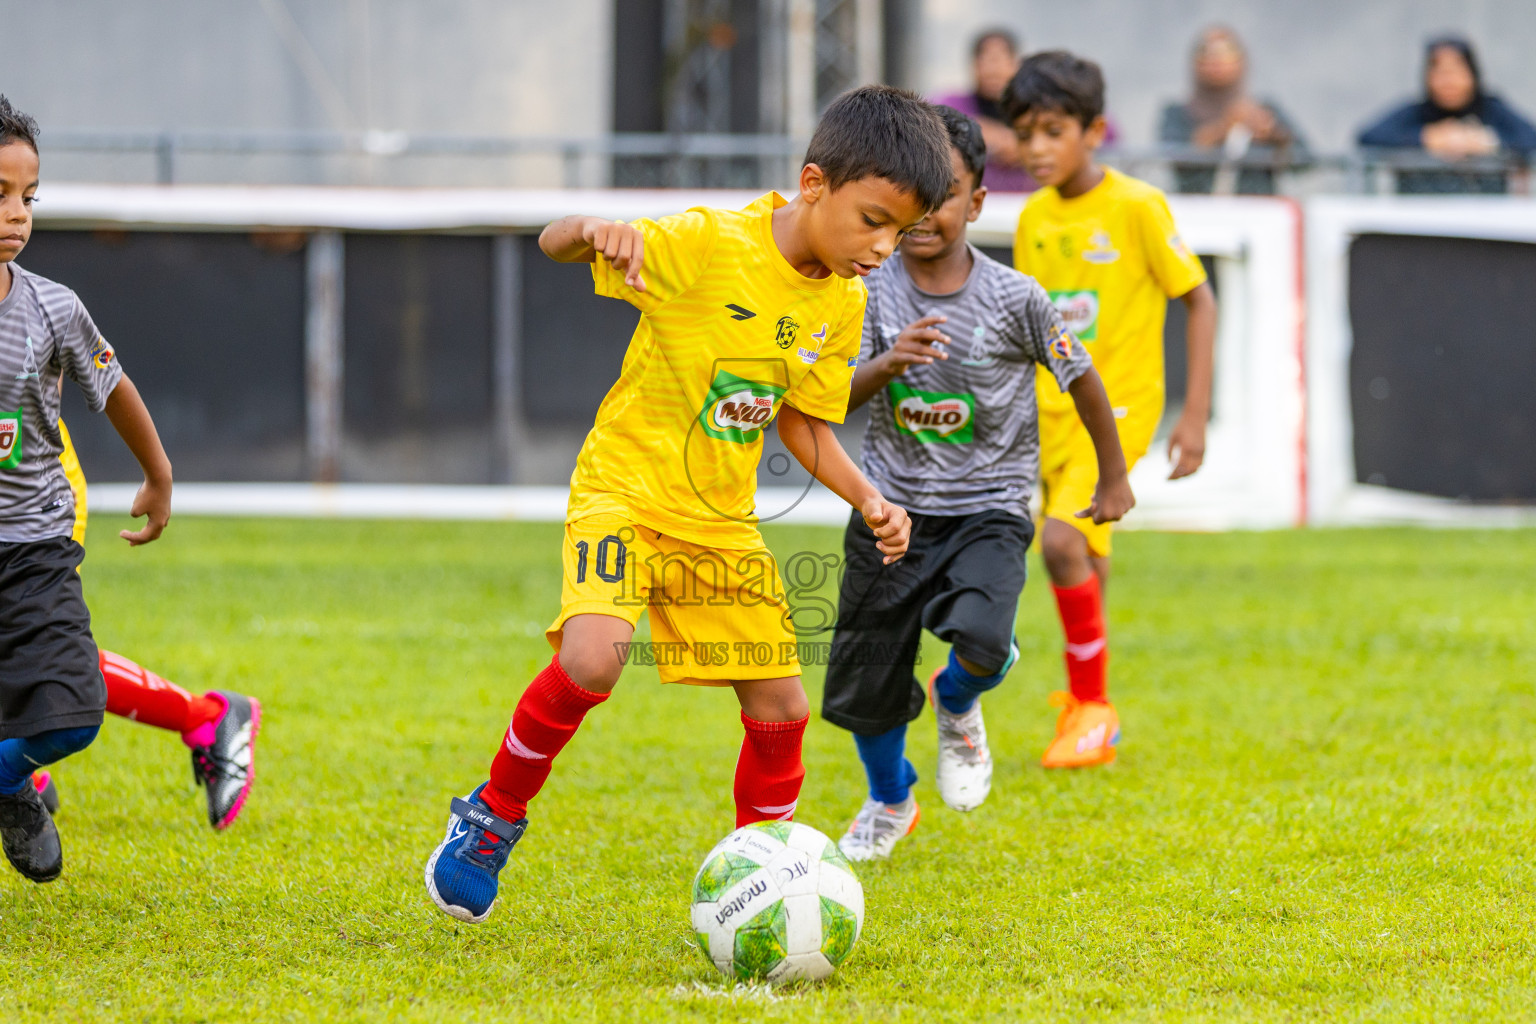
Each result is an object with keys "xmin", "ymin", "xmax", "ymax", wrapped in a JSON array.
[
  {"xmin": 819, "ymin": 895, "xmax": 859, "ymax": 966},
  {"xmin": 732, "ymin": 898, "xmax": 789, "ymax": 980},
  {"xmin": 693, "ymin": 852, "xmax": 762, "ymax": 903},
  {"xmin": 746, "ymin": 820, "xmax": 796, "ymax": 844}
]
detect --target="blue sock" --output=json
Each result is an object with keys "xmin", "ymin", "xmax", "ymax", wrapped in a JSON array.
[
  {"xmin": 0, "ymin": 725, "xmax": 100, "ymax": 794},
  {"xmin": 934, "ymin": 645, "xmax": 1016, "ymax": 715},
  {"xmin": 853, "ymin": 724, "xmax": 918, "ymax": 805}
]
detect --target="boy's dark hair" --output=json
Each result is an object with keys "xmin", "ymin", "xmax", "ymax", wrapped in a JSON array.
[
  {"xmin": 0, "ymin": 95, "xmax": 39, "ymax": 152},
  {"xmin": 934, "ymin": 105, "xmax": 988, "ymax": 189},
  {"xmin": 805, "ymin": 85, "xmax": 953, "ymax": 212},
  {"xmin": 972, "ymin": 27, "xmax": 1020, "ymax": 58},
  {"xmin": 1002, "ymin": 50, "xmax": 1105, "ymax": 128}
]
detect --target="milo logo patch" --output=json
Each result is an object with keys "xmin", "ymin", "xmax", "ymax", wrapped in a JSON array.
[
  {"xmin": 1049, "ymin": 289, "xmax": 1099, "ymax": 341},
  {"xmin": 0, "ymin": 410, "xmax": 22, "ymax": 469},
  {"xmin": 889, "ymin": 381, "xmax": 974, "ymax": 444},
  {"xmin": 698, "ymin": 370, "xmax": 788, "ymax": 444}
]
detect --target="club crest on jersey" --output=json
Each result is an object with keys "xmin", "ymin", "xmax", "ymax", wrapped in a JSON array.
[
  {"xmin": 774, "ymin": 316, "xmax": 799, "ymax": 350},
  {"xmin": 90, "ymin": 336, "xmax": 115, "ymax": 370},
  {"xmin": 697, "ymin": 369, "xmax": 789, "ymax": 444},
  {"xmin": 1047, "ymin": 325, "xmax": 1075, "ymax": 360},
  {"xmin": 888, "ymin": 381, "xmax": 974, "ymax": 444},
  {"xmin": 1082, "ymin": 230, "xmax": 1120, "ymax": 264},
  {"xmin": 0, "ymin": 410, "xmax": 22, "ymax": 469}
]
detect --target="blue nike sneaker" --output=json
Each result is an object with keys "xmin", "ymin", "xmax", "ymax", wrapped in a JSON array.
[{"xmin": 424, "ymin": 782, "xmax": 527, "ymax": 923}]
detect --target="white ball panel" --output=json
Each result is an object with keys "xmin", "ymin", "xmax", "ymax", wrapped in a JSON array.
[
  {"xmin": 780, "ymin": 891, "xmax": 823, "ymax": 955},
  {"xmin": 769, "ymin": 950, "xmax": 835, "ymax": 984},
  {"xmin": 716, "ymin": 827, "xmax": 786, "ymax": 865}
]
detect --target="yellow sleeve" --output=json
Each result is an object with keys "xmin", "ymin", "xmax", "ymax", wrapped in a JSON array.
[
  {"xmin": 782, "ymin": 285, "xmax": 866, "ymax": 424},
  {"xmin": 590, "ymin": 209, "xmax": 717, "ymax": 313},
  {"xmin": 1137, "ymin": 193, "xmax": 1207, "ymax": 299},
  {"xmin": 1012, "ymin": 207, "xmax": 1033, "ymax": 275}
]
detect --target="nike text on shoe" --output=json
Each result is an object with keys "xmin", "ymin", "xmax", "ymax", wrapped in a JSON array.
[
  {"xmin": 928, "ymin": 669, "xmax": 994, "ymax": 812},
  {"xmin": 0, "ymin": 782, "xmax": 63, "ymax": 883},
  {"xmin": 32, "ymin": 771, "xmax": 59, "ymax": 816},
  {"xmin": 838, "ymin": 798, "xmax": 920, "ymax": 861},
  {"xmin": 424, "ymin": 783, "xmax": 528, "ymax": 923},
  {"xmin": 190, "ymin": 691, "xmax": 261, "ymax": 829}
]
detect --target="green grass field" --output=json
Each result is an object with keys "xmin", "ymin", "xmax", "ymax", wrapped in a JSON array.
[{"xmin": 2, "ymin": 518, "xmax": 1532, "ymax": 1022}]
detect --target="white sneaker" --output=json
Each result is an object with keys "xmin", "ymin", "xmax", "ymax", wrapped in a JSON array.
[
  {"xmin": 928, "ymin": 668, "xmax": 994, "ymax": 812},
  {"xmin": 838, "ymin": 797, "xmax": 920, "ymax": 862}
]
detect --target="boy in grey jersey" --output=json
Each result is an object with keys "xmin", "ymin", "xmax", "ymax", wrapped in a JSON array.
[
  {"xmin": 0, "ymin": 96, "xmax": 185, "ymax": 884},
  {"xmin": 825, "ymin": 107, "xmax": 1134, "ymax": 860}
]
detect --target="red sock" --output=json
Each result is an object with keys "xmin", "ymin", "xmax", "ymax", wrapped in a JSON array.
[
  {"xmin": 734, "ymin": 713, "xmax": 807, "ymax": 828},
  {"xmin": 100, "ymin": 650, "xmax": 224, "ymax": 737},
  {"xmin": 482, "ymin": 655, "xmax": 608, "ymax": 822},
  {"xmin": 1052, "ymin": 575, "xmax": 1108, "ymax": 704}
]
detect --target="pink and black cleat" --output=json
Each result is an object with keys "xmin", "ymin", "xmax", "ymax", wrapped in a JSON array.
[
  {"xmin": 187, "ymin": 691, "xmax": 261, "ymax": 830},
  {"xmin": 32, "ymin": 771, "xmax": 59, "ymax": 816}
]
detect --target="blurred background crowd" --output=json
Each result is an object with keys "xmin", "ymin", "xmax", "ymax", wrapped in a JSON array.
[{"xmin": 10, "ymin": 0, "xmax": 1536, "ymax": 196}]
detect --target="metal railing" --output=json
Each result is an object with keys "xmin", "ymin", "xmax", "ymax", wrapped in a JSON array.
[{"xmin": 36, "ymin": 129, "xmax": 1535, "ymax": 195}]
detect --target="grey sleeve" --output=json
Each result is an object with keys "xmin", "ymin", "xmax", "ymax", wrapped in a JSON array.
[
  {"xmin": 56, "ymin": 296, "xmax": 123, "ymax": 412},
  {"xmin": 858, "ymin": 275, "xmax": 887, "ymax": 362},
  {"xmin": 1014, "ymin": 277, "xmax": 1093, "ymax": 392}
]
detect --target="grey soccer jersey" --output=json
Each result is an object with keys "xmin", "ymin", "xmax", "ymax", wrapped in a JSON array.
[
  {"xmin": 0, "ymin": 263, "xmax": 123, "ymax": 542},
  {"xmin": 858, "ymin": 245, "xmax": 1093, "ymax": 518}
]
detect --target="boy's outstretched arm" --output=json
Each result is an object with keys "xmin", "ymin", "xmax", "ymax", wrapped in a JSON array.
[
  {"xmin": 539, "ymin": 215, "xmax": 647, "ymax": 292},
  {"xmin": 1168, "ymin": 280, "xmax": 1216, "ymax": 480},
  {"xmin": 776, "ymin": 405, "xmax": 910, "ymax": 563},
  {"xmin": 1065, "ymin": 368, "xmax": 1135, "ymax": 525},
  {"xmin": 103, "ymin": 374, "xmax": 172, "ymax": 546}
]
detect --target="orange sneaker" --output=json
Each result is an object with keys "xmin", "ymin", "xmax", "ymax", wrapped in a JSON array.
[{"xmin": 1040, "ymin": 692, "xmax": 1120, "ymax": 768}]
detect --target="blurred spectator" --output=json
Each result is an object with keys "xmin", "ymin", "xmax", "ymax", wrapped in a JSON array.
[
  {"xmin": 933, "ymin": 28, "xmax": 1032, "ymax": 191},
  {"xmin": 934, "ymin": 28, "xmax": 1120, "ymax": 192},
  {"xmin": 1357, "ymin": 35, "xmax": 1536, "ymax": 194},
  {"xmin": 1159, "ymin": 26, "xmax": 1307, "ymax": 195}
]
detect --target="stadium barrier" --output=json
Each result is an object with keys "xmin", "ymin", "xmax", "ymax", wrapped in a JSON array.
[
  {"xmin": 35, "ymin": 184, "xmax": 1532, "ymax": 528},
  {"xmin": 1306, "ymin": 196, "xmax": 1536, "ymax": 526}
]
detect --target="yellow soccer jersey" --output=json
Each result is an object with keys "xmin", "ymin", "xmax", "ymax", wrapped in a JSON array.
[
  {"xmin": 571, "ymin": 191, "xmax": 866, "ymax": 548},
  {"xmin": 1013, "ymin": 168, "xmax": 1206, "ymax": 415}
]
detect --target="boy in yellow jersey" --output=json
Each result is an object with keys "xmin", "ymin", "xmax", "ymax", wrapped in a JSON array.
[
  {"xmin": 1006, "ymin": 53, "xmax": 1218, "ymax": 768},
  {"xmin": 423, "ymin": 86, "xmax": 952, "ymax": 923}
]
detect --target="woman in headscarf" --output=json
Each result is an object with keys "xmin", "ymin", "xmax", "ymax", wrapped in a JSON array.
[
  {"xmin": 1159, "ymin": 25, "xmax": 1307, "ymax": 194},
  {"xmin": 1357, "ymin": 35, "xmax": 1536, "ymax": 193}
]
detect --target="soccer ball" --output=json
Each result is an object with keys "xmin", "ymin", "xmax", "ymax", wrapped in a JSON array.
[{"xmin": 689, "ymin": 820, "xmax": 864, "ymax": 984}]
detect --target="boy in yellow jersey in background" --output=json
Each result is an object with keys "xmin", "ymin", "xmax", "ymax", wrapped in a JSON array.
[
  {"xmin": 1007, "ymin": 53, "xmax": 1218, "ymax": 768},
  {"xmin": 423, "ymin": 86, "xmax": 951, "ymax": 923}
]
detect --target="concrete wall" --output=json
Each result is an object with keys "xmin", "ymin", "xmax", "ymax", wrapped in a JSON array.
[
  {"xmin": 919, "ymin": 0, "xmax": 1536, "ymax": 152},
  {"xmin": 0, "ymin": 0, "xmax": 612, "ymax": 185}
]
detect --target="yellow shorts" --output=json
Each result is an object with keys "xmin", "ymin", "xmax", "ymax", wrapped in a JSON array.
[
  {"xmin": 546, "ymin": 514, "xmax": 800, "ymax": 686},
  {"xmin": 1039, "ymin": 400, "xmax": 1160, "ymax": 558}
]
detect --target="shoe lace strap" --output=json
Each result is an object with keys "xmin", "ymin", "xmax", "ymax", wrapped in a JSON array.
[
  {"xmin": 853, "ymin": 802, "xmax": 879, "ymax": 846},
  {"xmin": 191, "ymin": 745, "xmax": 248, "ymax": 786}
]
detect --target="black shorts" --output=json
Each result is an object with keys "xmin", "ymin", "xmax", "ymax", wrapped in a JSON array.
[
  {"xmin": 821, "ymin": 509, "xmax": 1033, "ymax": 735},
  {"xmin": 0, "ymin": 536, "xmax": 105, "ymax": 740}
]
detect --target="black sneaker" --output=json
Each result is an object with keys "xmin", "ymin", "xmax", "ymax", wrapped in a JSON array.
[
  {"xmin": 190, "ymin": 691, "xmax": 261, "ymax": 830},
  {"xmin": 0, "ymin": 781, "xmax": 63, "ymax": 883}
]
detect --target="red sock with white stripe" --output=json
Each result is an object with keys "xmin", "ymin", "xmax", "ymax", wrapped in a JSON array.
[
  {"xmin": 482, "ymin": 655, "xmax": 608, "ymax": 822},
  {"xmin": 1052, "ymin": 575, "xmax": 1109, "ymax": 704},
  {"xmin": 734, "ymin": 713, "xmax": 807, "ymax": 828},
  {"xmin": 100, "ymin": 650, "xmax": 225, "ymax": 745}
]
